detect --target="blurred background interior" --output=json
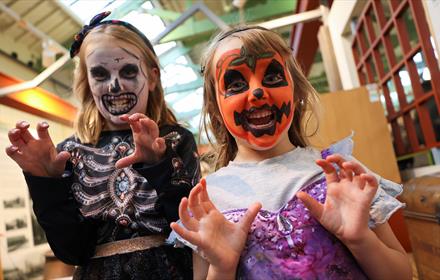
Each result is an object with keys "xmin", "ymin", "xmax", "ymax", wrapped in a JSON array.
[{"xmin": 0, "ymin": 0, "xmax": 439, "ymax": 279}]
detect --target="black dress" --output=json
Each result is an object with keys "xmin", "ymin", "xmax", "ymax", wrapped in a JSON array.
[{"xmin": 25, "ymin": 125, "xmax": 200, "ymax": 279}]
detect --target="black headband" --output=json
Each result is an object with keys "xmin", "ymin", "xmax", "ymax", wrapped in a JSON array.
[
  {"xmin": 217, "ymin": 25, "xmax": 270, "ymax": 41},
  {"xmin": 69, "ymin": 11, "xmax": 155, "ymax": 58}
]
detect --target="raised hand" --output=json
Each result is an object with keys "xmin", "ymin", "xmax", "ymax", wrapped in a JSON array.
[
  {"xmin": 115, "ymin": 113, "xmax": 166, "ymax": 168},
  {"xmin": 171, "ymin": 179, "xmax": 261, "ymax": 274},
  {"xmin": 297, "ymin": 154, "xmax": 378, "ymax": 246},
  {"xmin": 5, "ymin": 121, "xmax": 70, "ymax": 177}
]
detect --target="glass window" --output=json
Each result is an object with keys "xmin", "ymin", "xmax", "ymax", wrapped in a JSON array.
[
  {"xmin": 397, "ymin": 116, "xmax": 411, "ymax": 153},
  {"xmin": 360, "ymin": 24, "xmax": 370, "ymax": 52},
  {"xmin": 400, "ymin": 7, "xmax": 418, "ymax": 50},
  {"xmin": 367, "ymin": 56, "xmax": 377, "ymax": 82},
  {"xmin": 378, "ymin": 43, "xmax": 389, "ymax": 73},
  {"xmin": 389, "ymin": 27, "xmax": 403, "ymax": 62},
  {"xmin": 423, "ymin": 97, "xmax": 440, "ymax": 142},
  {"xmin": 380, "ymin": 0, "xmax": 392, "ymax": 23},
  {"xmin": 386, "ymin": 78, "xmax": 400, "ymax": 112},
  {"xmin": 412, "ymin": 51, "xmax": 432, "ymax": 93},
  {"xmin": 369, "ymin": 8, "xmax": 380, "ymax": 40},
  {"xmin": 409, "ymin": 109, "xmax": 425, "ymax": 146},
  {"xmin": 359, "ymin": 65, "xmax": 368, "ymax": 85},
  {"xmin": 398, "ymin": 66, "xmax": 414, "ymax": 104}
]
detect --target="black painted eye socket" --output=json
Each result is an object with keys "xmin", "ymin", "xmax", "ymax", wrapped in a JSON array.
[
  {"xmin": 120, "ymin": 64, "xmax": 139, "ymax": 79},
  {"xmin": 224, "ymin": 69, "xmax": 249, "ymax": 98},
  {"xmin": 90, "ymin": 66, "xmax": 110, "ymax": 81},
  {"xmin": 262, "ymin": 59, "xmax": 288, "ymax": 88}
]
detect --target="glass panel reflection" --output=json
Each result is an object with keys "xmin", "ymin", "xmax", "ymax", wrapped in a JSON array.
[
  {"xmin": 412, "ymin": 51, "xmax": 432, "ymax": 93},
  {"xmin": 380, "ymin": 0, "xmax": 392, "ymax": 23},
  {"xmin": 398, "ymin": 66, "xmax": 414, "ymax": 104},
  {"xmin": 368, "ymin": 56, "xmax": 377, "ymax": 82},
  {"xmin": 378, "ymin": 43, "xmax": 389, "ymax": 73},
  {"xmin": 409, "ymin": 109, "xmax": 425, "ymax": 146},
  {"xmin": 424, "ymin": 97, "xmax": 440, "ymax": 142},
  {"xmin": 401, "ymin": 7, "xmax": 418, "ymax": 50},
  {"xmin": 386, "ymin": 78, "xmax": 400, "ymax": 111},
  {"xmin": 369, "ymin": 8, "xmax": 380, "ymax": 40},
  {"xmin": 389, "ymin": 27, "xmax": 403, "ymax": 62},
  {"xmin": 397, "ymin": 116, "xmax": 411, "ymax": 153}
]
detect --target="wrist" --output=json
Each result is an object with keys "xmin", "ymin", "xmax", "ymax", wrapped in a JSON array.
[
  {"xmin": 343, "ymin": 229, "xmax": 377, "ymax": 252},
  {"xmin": 207, "ymin": 266, "xmax": 236, "ymax": 280}
]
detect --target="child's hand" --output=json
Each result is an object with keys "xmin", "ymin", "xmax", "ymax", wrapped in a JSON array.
[
  {"xmin": 297, "ymin": 154, "xmax": 378, "ymax": 246},
  {"xmin": 5, "ymin": 121, "xmax": 70, "ymax": 177},
  {"xmin": 115, "ymin": 113, "xmax": 166, "ymax": 168},
  {"xmin": 171, "ymin": 179, "xmax": 261, "ymax": 274}
]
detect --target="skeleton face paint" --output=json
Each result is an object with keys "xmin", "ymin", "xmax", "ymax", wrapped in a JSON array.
[
  {"xmin": 85, "ymin": 41, "xmax": 152, "ymax": 126},
  {"xmin": 215, "ymin": 46, "xmax": 294, "ymax": 149}
]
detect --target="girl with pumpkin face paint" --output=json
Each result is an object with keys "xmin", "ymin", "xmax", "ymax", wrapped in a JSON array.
[
  {"xmin": 5, "ymin": 12, "xmax": 200, "ymax": 280},
  {"xmin": 170, "ymin": 26, "xmax": 412, "ymax": 280}
]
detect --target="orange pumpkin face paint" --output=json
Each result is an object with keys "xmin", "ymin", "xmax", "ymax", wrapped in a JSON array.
[{"xmin": 215, "ymin": 47, "xmax": 294, "ymax": 149}]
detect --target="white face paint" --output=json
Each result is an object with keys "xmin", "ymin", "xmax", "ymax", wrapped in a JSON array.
[{"xmin": 85, "ymin": 39, "xmax": 153, "ymax": 127}]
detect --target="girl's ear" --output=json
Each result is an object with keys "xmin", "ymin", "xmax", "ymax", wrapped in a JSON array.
[{"xmin": 148, "ymin": 67, "xmax": 159, "ymax": 92}]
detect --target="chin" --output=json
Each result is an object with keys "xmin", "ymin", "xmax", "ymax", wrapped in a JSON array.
[{"xmin": 237, "ymin": 134, "xmax": 282, "ymax": 151}]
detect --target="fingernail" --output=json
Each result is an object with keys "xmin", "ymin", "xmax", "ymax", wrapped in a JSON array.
[
  {"xmin": 10, "ymin": 146, "xmax": 18, "ymax": 151},
  {"xmin": 41, "ymin": 121, "xmax": 49, "ymax": 128},
  {"xmin": 21, "ymin": 121, "xmax": 29, "ymax": 127}
]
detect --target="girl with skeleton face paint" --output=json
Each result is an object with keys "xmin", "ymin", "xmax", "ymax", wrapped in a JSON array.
[
  {"xmin": 85, "ymin": 39, "xmax": 153, "ymax": 128},
  {"xmin": 171, "ymin": 26, "xmax": 411, "ymax": 280},
  {"xmin": 6, "ymin": 12, "xmax": 200, "ymax": 279}
]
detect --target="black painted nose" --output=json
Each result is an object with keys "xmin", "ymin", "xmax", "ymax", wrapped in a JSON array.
[
  {"xmin": 110, "ymin": 78, "xmax": 121, "ymax": 93},
  {"xmin": 252, "ymin": 88, "xmax": 264, "ymax": 99}
]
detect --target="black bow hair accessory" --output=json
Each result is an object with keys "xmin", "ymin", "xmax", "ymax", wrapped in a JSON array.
[{"xmin": 69, "ymin": 11, "xmax": 155, "ymax": 58}]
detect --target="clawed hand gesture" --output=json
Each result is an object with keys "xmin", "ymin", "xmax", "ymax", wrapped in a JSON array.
[
  {"xmin": 115, "ymin": 113, "xmax": 166, "ymax": 168},
  {"xmin": 171, "ymin": 179, "xmax": 261, "ymax": 274},
  {"xmin": 5, "ymin": 121, "xmax": 70, "ymax": 177},
  {"xmin": 297, "ymin": 154, "xmax": 378, "ymax": 246}
]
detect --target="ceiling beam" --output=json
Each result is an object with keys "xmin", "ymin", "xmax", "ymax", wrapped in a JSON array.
[
  {"xmin": 159, "ymin": 0, "xmax": 296, "ymax": 43},
  {"xmin": 107, "ymin": 0, "xmax": 146, "ymax": 20},
  {"xmin": 165, "ymin": 79, "xmax": 203, "ymax": 94},
  {"xmin": 142, "ymin": 7, "xmax": 181, "ymax": 21},
  {"xmin": 159, "ymin": 46, "xmax": 191, "ymax": 66}
]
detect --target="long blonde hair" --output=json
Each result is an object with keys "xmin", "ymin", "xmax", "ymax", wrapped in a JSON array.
[
  {"xmin": 73, "ymin": 24, "xmax": 176, "ymax": 144},
  {"xmin": 201, "ymin": 26, "xmax": 319, "ymax": 170}
]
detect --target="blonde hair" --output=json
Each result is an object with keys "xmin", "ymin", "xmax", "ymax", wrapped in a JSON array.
[
  {"xmin": 73, "ymin": 24, "xmax": 177, "ymax": 144},
  {"xmin": 200, "ymin": 26, "xmax": 319, "ymax": 170}
]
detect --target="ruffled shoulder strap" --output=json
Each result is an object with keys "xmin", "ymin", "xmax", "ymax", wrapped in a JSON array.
[
  {"xmin": 320, "ymin": 132, "xmax": 354, "ymax": 160},
  {"xmin": 319, "ymin": 133, "xmax": 404, "ymax": 228}
]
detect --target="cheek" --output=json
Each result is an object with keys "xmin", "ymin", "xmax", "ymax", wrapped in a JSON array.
[
  {"xmin": 89, "ymin": 80, "xmax": 108, "ymax": 97},
  {"xmin": 121, "ymin": 78, "xmax": 141, "ymax": 92}
]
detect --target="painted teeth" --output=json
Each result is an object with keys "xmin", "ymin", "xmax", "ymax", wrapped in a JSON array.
[{"xmin": 248, "ymin": 110, "xmax": 272, "ymax": 119}]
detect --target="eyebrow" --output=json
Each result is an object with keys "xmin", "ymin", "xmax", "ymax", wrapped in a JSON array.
[{"xmin": 121, "ymin": 47, "xmax": 139, "ymax": 60}]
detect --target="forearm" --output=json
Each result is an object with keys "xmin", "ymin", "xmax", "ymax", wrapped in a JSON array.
[
  {"xmin": 346, "ymin": 229, "xmax": 412, "ymax": 280},
  {"xmin": 26, "ymin": 173, "xmax": 97, "ymax": 264}
]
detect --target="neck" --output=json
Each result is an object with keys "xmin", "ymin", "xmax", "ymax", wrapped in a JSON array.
[
  {"xmin": 234, "ymin": 133, "xmax": 295, "ymax": 162},
  {"xmin": 103, "ymin": 120, "xmax": 131, "ymax": 131}
]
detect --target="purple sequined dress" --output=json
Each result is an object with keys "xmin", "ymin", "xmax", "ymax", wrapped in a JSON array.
[{"xmin": 223, "ymin": 178, "xmax": 367, "ymax": 280}]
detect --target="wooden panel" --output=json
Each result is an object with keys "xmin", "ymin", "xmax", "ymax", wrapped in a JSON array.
[
  {"xmin": 308, "ymin": 87, "xmax": 400, "ymax": 182},
  {"xmin": 307, "ymin": 87, "xmax": 412, "ymax": 251},
  {"xmin": 404, "ymin": 218, "xmax": 440, "ymax": 280}
]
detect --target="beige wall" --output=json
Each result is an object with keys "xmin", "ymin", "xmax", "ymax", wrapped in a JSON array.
[
  {"xmin": 327, "ymin": 0, "xmax": 364, "ymax": 90},
  {"xmin": 422, "ymin": 0, "xmax": 440, "ymax": 66},
  {"xmin": 0, "ymin": 104, "xmax": 73, "ymax": 275}
]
